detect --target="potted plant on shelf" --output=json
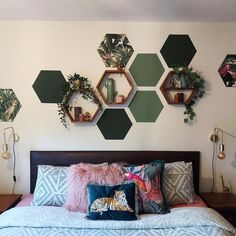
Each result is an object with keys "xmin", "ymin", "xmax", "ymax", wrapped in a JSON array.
[
  {"xmin": 173, "ymin": 66, "xmax": 206, "ymax": 123},
  {"xmin": 58, "ymin": 73, "xmax": 102, "ymax": 128}
]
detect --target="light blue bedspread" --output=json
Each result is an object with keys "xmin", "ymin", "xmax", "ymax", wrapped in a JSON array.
[{"xmin": 0, "ymin": 206, "xmax": 235, "ymax": 236}]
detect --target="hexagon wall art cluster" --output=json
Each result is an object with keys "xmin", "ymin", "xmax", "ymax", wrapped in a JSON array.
[
  {"xmin": 0, "ymin": 89, "xmax": 21, "ymax": 122},
  {"xmin": 31, "ymin": 33, "xmax": 199, "ymax": 139},
  {"xmin": 96, "ymin": 33, "xmax": 135, "ymax": 140}
]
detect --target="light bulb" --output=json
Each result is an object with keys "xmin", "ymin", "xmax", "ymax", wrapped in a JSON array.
[
  {"xmin": 2, "ymin": 151, "xmax": 10, "ymax": 160},
  {"xmin": 218, "ymin": 144, "xmax": 226, "ymax": 160}
]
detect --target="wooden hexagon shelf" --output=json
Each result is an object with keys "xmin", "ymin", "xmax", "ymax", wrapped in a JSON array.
[
  {"xmin": 160, "ymin": 71, "xmax": 197, "ymax": 105},
  {"xmin": 96, "ymin": 68, "xmax": 134, "ymax": 105},
  {"xmin": 65, "ymin": 92, "xmax": 100, "ymax": 123}
]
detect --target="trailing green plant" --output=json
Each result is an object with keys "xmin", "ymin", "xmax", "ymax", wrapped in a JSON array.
[
  {"xmin": 173, "ymin": 66, "xmax": 205, "ymax": 123},
  {"xmin": 58, "ymin": 73, "xmax": 102, "ymax": 128}
]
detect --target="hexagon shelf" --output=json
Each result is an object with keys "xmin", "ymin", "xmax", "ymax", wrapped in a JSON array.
[
  {"xmin": 65, "ymin": 92, "xmax": 100, "ymax": 123},
  {"xmin": 96, "ymin": 69, "xmax": 134, "ymax": 105},
  {"xmin": 160, "ymin": 71, "xmax": 196, "ymax": 105}
]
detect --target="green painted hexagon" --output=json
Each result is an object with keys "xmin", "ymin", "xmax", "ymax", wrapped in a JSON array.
[
  {"xmin": 33, "ymin": 70, "xmax": 67, "ymax": 103},
  {"xmin": 160, "ymin": 34, "xmax": 196, "ymax": 68},
  {"xmin": 129, "ymin": 91, "xmax": 163, "ymax": 122},
  {"xmin": 97, "ymin": 109, "xmax": 132, "ymax": 140},
  {"xmin": 0, "ymin": 89, "xmax": 21, "ymax": 122},
  {"xmin": 129, "ymin": 54, "xmax": 165, "ymax": 86}
]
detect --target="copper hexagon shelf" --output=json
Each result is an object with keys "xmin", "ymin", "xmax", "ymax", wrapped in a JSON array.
[
  {"xmin": 160, "ymin": 71, "xmax": 196, "ymax": 105},
  {"xmin": 96, "ymin": 68, "xmax": 134, "ymax": 105},
  {"xmin": 65, "ymin": 92, "xmax": 100, "ymax": 123}
]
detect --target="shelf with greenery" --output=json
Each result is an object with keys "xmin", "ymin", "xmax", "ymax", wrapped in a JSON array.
[
  {"xmin": 160, "ymin": 66, "xmax": 205, "ymax": 123},
  {"xmin": 58, "ymin": 73, "xmax": 102, "ymax": 128}
]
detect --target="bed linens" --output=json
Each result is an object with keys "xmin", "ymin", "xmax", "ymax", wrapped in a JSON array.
[{"xmin": 0, "ymin": 206, "xmax": 235, "ymax": 236}]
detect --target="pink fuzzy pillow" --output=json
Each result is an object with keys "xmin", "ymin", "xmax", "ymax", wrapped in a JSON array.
[{"xmin": 63, "ymin": 163, "xmax": 124, "ymax": 212}]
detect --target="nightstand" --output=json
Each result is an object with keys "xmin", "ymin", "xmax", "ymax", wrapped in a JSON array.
[
  {"xmin": 200, "ymin": 192, "xmax": 236, "ymax": 227},
  {"xmin": 0, "ymin": 194, "xmax": 22, "ymax": 214}
]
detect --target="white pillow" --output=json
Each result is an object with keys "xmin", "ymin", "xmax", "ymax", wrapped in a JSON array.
[{"xmin": 31, "ymin": 165, "xmax": 68, "ymax": 206}]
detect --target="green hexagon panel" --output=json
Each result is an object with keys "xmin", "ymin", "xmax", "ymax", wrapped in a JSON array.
[
  {"xmin": 97, "ymin": 109, "xmax": 132, "ymax": 140},
  {"xmin": 129, "ymin": 54, "xmax": 165, "ymax": 86},
  {"xmin": 0, "ymin": 89, "xmax": 21, "ymax": 122},
  {"xmin": 160, "ymin": 35, "xmax": 196, "ymax": 68},
  {"xmin": 97, "ymin": 34, "xmax": 134, "ymax": 68},
  {"xmin": 33, "ymin": 70, "xmax": 67, "ymax": 103},
  {"xmin": 129, "ymin": 91, "xmax": 163, "ymax": 122}
]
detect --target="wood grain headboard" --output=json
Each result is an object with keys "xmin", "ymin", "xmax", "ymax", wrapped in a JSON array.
[{"xmin": 30, "ymin": 150, "xmax": 200, "ymax": 194}]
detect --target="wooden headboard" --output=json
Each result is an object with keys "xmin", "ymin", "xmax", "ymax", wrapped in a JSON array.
[{"xmin": 30, "ymin": 150, "xmax": 200, "ymax": 194}]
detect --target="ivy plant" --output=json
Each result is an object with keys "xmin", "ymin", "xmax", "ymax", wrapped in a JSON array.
[
  {"xmin": 58, "ymin": 73, "xmax": 102, "ymax": 128},
  {"xmin": 173, "ymin": 66, "xmax": 205, "ymax": 123}
]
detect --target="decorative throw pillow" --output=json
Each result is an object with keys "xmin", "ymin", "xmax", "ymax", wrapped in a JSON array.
[
  {"xmin": 31, "ymin": 165, "xmax": 68, "ymax": 206},
  {"xmin": 163, "ymin": 162, "xmax": 196, "ymax": 206},
  {"xmin": 64, "ymin": 163, "xmax": 124, "ymax": 213},
  {"xmin": 86, "ymin": 182, "xmax": 137, "ymax": 220},
  {"xmin": 123, "ymin": 160, "xmax": 169, "ymax": 214}
]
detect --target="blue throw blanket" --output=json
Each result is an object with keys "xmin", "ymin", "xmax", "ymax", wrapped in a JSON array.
[{"xmin": 0, "ymin": 206, "xmax": 235, "ymax": 236}]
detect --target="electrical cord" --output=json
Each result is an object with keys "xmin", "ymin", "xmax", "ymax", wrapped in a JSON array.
[
  {"xmin": 12, "ymin": 136, "xmax": 16, "ymax": 194},
  {"xmin": 211, "ymin": 140, "xmax": 217, "ymax": 193}
]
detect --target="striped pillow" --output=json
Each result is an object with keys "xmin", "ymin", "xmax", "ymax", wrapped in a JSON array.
[
  {"xmin": 163, "ymin": 162, "xmax": 196, "ymax": 206},
  {"xmin": 31, "ymin": 165, "xmax": 68, "ymax": 206}
]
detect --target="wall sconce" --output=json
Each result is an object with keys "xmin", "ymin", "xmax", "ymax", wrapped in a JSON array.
[
  {"xmin": 209, "ymin": 127, "xmax": 236, "ymax": 160},
  {"xmin": 2, "ymin": 127, "xmax": 19, "ymax": 160},
  {"xmin": 209, "ymin": 127, "xmax": 236, "ymax": 193}
]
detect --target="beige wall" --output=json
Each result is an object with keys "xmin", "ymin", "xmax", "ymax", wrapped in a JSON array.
[{"xmin": 0, "ymin": 21, "xmax": 236, "ymax": 194}]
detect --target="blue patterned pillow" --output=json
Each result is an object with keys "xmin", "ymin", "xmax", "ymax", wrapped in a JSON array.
[
  {"xmin": 86, "ymin": 182, "xmax": 137, "ymax": 221},
  {"xmin": 31, "ymin": 165, "xmax": 68, "ymax": 206}
]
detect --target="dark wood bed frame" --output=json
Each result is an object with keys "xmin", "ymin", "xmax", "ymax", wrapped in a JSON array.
[{"xmin": 30, "ymin": 150, "xmax": 200, "ymax": 194}]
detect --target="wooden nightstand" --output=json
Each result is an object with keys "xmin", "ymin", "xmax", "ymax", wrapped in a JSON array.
[
  {"xmin": 200, "ymin": 192, "xmax": 236, "ymax": 227},
  {"xmin": 0, "ymin": 194, "xmax": 22, "ymax": 214}
]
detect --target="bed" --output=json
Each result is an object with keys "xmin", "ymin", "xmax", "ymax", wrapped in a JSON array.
[{"xmin": 0, "ymin": 150, "xmax": 235, "ymax": 236}]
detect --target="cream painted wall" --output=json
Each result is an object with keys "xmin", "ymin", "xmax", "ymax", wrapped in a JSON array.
[{"xmin": 0, "ymin": 21, "xmax": 236, "ymax": 194}]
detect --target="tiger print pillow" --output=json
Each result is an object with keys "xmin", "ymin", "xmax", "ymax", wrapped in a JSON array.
[{"xmin": 86, "ymin": 182, "xmax": 137, "ymax": 221}]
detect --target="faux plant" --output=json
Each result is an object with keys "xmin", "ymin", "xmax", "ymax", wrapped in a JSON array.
[
  {"xmin": 58, "ymin": 73, "xmax": 102, "ymax": 128},
  {"xmin": 173, "ymin": 66, "xmax": 205, "ymax": 123}
]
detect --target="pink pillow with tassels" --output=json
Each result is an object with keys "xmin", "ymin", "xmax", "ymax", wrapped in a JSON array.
[{"xmin": 63, "ymin": 163, "xmax": 124, "ymax": 213}]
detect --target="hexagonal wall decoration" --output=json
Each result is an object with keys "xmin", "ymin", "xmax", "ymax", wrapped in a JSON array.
[
  {"xmin": 33, "ymin": 70, "xmax": 67, "ymax": 103},
  {"xmin": 218, "ymin": 55, "xmax": 236, "ymax": 87},
  {"xmin": 0, "ymin": 89, "xmax": 21, "ymax": 122},
  {"xmin": 160, "ymin": 35, "xmax": 196, "ymax": 68},
  {"xmin": 96, "ymin": 69, "xmax": 134, "ymax": 105},
  {"xmin": 129, "ymin": 53, "xmax": 165, "ymax": 86},
  {"xmin": 97, "ymin": 34, "xmax": 134, "ymax": 68},
  {"xmin": 97, "ymin": 109, "xmax": 132, "ymax": 140},
  {"xmin": 129, "ymin": 91, "xmax": 163, "ymax": 122}
]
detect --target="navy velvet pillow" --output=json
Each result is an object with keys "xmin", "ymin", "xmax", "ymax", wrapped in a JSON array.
[{"xmin": 86, "ymin": 182, "xmax": 137, "ymax": 221}]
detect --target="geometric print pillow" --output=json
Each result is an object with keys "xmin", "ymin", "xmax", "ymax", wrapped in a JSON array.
[
  {"xmin": 31, "ymin": 165, "xmax": 68, "ymax": 206},
  {"xmin": 162, "ymin": 162, "xmax": 196, "ymax": 207}
]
